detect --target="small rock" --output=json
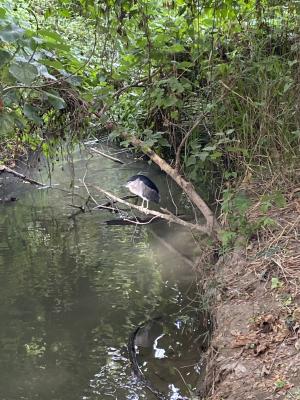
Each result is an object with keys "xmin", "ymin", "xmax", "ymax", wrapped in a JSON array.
[{"xmin": 295, "ymin": 339, "xmax": 300, "ymax": 351}]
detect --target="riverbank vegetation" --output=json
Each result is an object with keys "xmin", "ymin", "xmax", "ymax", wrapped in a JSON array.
[
  {"xmin": 1, "ymin": 0, "xmax": 300, "ymax": 397},
  {"xmin": 1, "ymin": 0, "xmax": 299, "ymax": 233}
]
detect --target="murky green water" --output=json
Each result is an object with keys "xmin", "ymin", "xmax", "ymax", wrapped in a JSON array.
[{"xmin": 0, "ymin": 146, "xmax": 209, "ymax": 400}]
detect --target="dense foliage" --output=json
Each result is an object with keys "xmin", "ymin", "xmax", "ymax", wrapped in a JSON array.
[{"xmin": 1, "ymin": 0, "xmax": 299, "ymax": 182}]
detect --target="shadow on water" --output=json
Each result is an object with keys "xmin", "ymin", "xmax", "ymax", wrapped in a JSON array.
[{"xmin": 0, "ymin": 145, "xmax": 211, "ymax": 400}]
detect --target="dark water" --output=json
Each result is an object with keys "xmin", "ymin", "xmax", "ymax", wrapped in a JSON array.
[{"xmin": 0, "ymin": 146, "xmax": 209, "ymax": 400}]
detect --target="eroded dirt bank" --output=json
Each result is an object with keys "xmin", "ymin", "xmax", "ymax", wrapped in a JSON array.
[{"xmin": 199, "ymin": 186, "xmax": 300, "ymax": 400}]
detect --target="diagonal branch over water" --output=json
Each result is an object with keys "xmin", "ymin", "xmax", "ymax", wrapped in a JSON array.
[{"xmin": 92, "ymin": 185, "xmax": 211, "ymax": 235}]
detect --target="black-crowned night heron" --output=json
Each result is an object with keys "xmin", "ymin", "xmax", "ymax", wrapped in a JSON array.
[{"xmin": 125, "ymin": 175, "xmax": 160, "ymax": 208}]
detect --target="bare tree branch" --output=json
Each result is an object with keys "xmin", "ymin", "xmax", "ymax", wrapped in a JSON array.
[{"xmin": 93, "ymin": 185, "xmax": 212, "ymax": 235}]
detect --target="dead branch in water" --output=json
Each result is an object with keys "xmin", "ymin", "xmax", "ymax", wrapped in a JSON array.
[
  {"xmin": 0, "ymin": 165, "xmax": 45, "ymax": 186},
  {"xmin": 89, "ymin": 147, "xmax": 125, "ymax": 164}
]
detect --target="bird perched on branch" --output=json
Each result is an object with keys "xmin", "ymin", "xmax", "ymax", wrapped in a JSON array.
[{"xmin": 125, "ymin": 175, "xmax": 160, "ymax": 209}]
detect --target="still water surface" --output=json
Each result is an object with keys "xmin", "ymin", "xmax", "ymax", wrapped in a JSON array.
[{"xmin": 0, "ymin": 147, "xmax": 208, "ymax": 399}]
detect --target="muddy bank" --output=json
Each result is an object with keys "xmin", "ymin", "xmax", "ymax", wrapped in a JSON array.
[{"xmin": 199, "ymin": 187, "xmax": 300, "ymax": 400}]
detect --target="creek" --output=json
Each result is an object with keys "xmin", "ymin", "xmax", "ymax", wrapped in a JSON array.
[{"xmin": 0, "ymin": 145, "xmax": 210, "ymax": 400}]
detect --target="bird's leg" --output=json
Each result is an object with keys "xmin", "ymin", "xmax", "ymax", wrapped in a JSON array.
[
  {"xmin": 141, "ymin": 199, "xmax": 144, "ymax": 208},
  {"xmin": 146, "ymin": 200, "xmax": 149, "ymax": 209}
]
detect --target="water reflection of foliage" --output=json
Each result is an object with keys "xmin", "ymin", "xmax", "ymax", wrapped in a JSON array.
[{"xmin": 0, "ymin": 189, "xmax": 164, "ymax": 398}]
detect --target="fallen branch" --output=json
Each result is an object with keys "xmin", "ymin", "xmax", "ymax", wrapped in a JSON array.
[
  {"xmin": 93, "ymin": 185, "xmax": 212, "ymax": 235},
  {"xmin": 89, "ymin": 147, "xmax": 125, "ymax": 164},
  {"xmin": 120, "ymin": 133, "xmax": 220, "ymax": 235},
  {"xmin": 0, "ymin": 165, "xmax": 45, "ymax": 186}
]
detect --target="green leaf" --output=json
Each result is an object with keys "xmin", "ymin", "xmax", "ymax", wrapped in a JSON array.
[
  {"xmin": 292, "ymin": 129, "xmax": 300, "ymax": 139},
  {"xmin": 260, "ymin": 201, "xmax": 272, "ymax": 213},
  {"xmin": 282, "ymin": 296, "xmax": 292, "ymax": 306},
  {"xmin": 43, "ymin": 91, "xmax": 66, "ymax": 110},
  {"xmin": 120, "ymin": 140, "xmax": 130, "ymax": 147},
  {"xmin": 271, "ymin": 277, "xmax": 283, "ymax": 289},
  {"xmin": 186, "ymin": 155, "xmax": 196, "ymax": 167},
  {"xmin": 259, "ymin": 216, "xmax": 276, "ymax": 227},
  {"xmin": 0, "ymin": 49, "xmax": 11, "ymax": 67},
  {"xmin": 59, "ymin": 70, "xmax": 81, "ymax": 86},
  {"xmin": 158, "ymin": 138, "xmax": 171, "ymax": 147},
  {"xmin": 143, "ymin": 138, "xmax": 156, "ymax": 147},
  {"xmin": 233, "ymin": 194, "xmax": 251, "ymax": 214},
  {"xmin": 170, "ymin": 110, "xmax": 179, "ymax": 120},
  {"xmin": 143, "ymin": 128, "xmax": 154, "ymax": 137},
  {"xmin": 35, "ymin": 63, "xmax": 57, "ymax": 80},
  {"xmin": 2, "ymin": 88, "xmax": 19, "ymax": 107},
  {"xmin": 273, "ymin": 192, "xmax": 286, "ymax": 208},
  {"xmin": 43, "ymin": 41, "xmax": 70, "ymax": 51},
  {"xmin": 162, "ymin": 95, "xmax": 178, "ymax": 108},
  {"xmin": 210, "ymin": 151, "xmax": 223, "ymax": 160},
  {"xmin": 167, "ymin": 43, "xmax": 185, "ymax": 53},
  {"xmin": 203, "ymin": 145, "xmax": 216, "ymax": 151},
  {"xmin": 0, "ymin": 24, "xmax": 24, "ymax": 43},
  {"xmin": 275, "ymin": 379, "xmax": 286, "ymax": 389},
  {"xmin": 0, "ymin": 112, "xmax": 15, "ymax": 134},
  {"xmin": 283, "ymin": 81, "xmax": 293, "ymax": 93},
  {"xmin": 0, "ymin": 7, "xmax": 7, "ymax": 18},
  {"xmin": 108, "ymin": 130, "xmax": 121, "ymax": 141},
  {"xmin": 177, "ymin": 61, "xmax": 193, "ymax": 69},
  {"xmin": 220, "ymin": 230, "xmax": 237, "ymax": 248},
  {"xmin": 44, "ymin": 8, "xmax": 52, "ymax": 18},
  {"xmin": 168, "ymin": 77, "xmax": 185, "ymax": 93},
  {"xmin": 199, "ymin": 152, "xmax": 209, "ymax": 161},
  {"xmin": 58, "ymin": 9, "xmax": 71, "ymax": 18},
  {"xmin": 40, "ymin": 59, "xmax": 64, "ymax": 69},
  {"xmin": 9, "ymin": 62, "xmax": 38, "ymax": 85},
  {"xmin": 23, "ymin": 104, "xmax": 43, "ymax": 125},
  {"xmin": 226, "ymin": 146, "xmax": 249, "ymax": 155},
  {"xmin": 39, "ymin": 29, "xmax": 64, "ymax": 42},
  {"xmin": 224, "ymin": 171, "xmax": 237, "ymax": 179}
]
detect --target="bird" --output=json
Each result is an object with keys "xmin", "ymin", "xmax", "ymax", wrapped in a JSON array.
[{"xmin": 125, "ymin": 175, "xmax": 160, "ymax": 209}]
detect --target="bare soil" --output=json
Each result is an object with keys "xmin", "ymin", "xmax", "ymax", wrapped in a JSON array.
[{"xmin": 199, "ymin": 187, "xmax": 300, "ymax": 400}]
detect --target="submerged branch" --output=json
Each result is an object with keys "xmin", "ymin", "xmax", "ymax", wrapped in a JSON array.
[{"xmin": 0, "ymin": 165, "xmax": 45, "ymax": 186}]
